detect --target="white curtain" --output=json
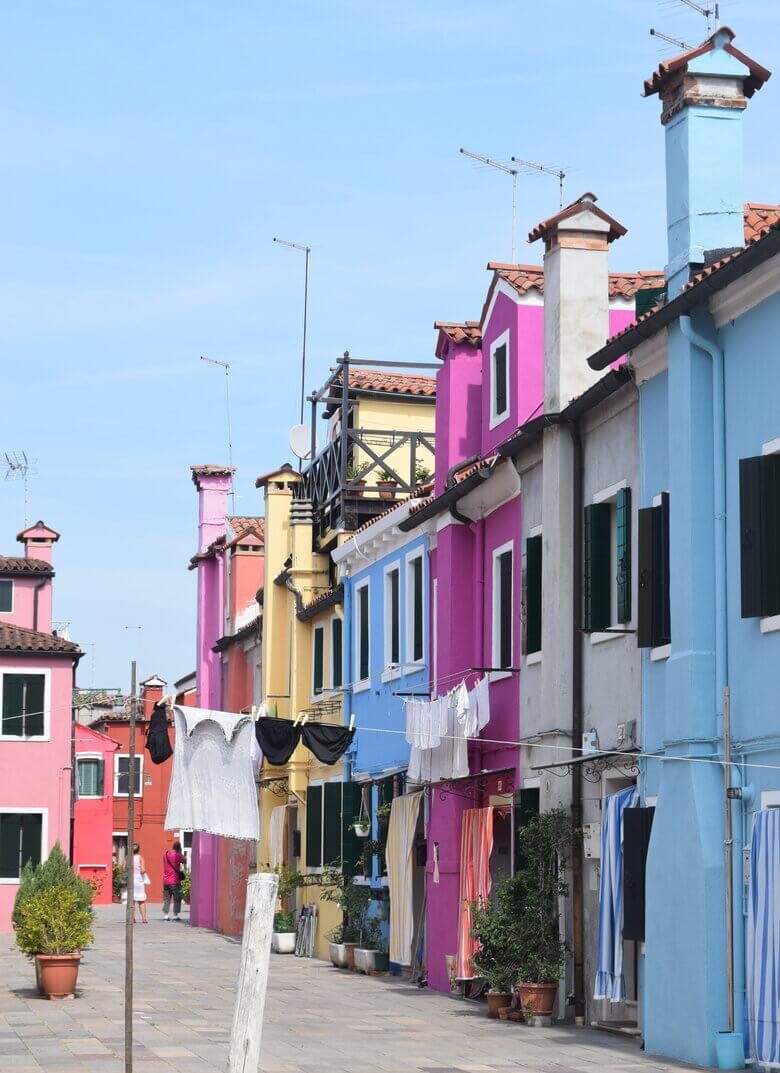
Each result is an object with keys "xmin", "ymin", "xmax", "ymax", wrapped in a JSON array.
[
  {"xmin": 269, "ymin": 805, "xmax": 287, "ymax": 869},
  {"xmin": 386, "ymin": 792, "xmax": 423, "ymax": 966}
]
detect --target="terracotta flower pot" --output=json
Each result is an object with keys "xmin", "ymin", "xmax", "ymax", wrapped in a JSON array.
[
  {"xmin": 377, "ymin": 482, "xmax": 397, "ymax": 500},
  {"xmin": 516, "ymin": 981, "xmax": 558, "ymax": 1017},
  {"xmin": 486, "ymin": 991, "xmax": 512, "ymax": 1018},
  {"xmin": 343, "ymin": 941, "xmax": 357, "ymax": 970},
  {"xmin": 36, "ymin": 953, "xmax": 81, "ymax": 1000}
]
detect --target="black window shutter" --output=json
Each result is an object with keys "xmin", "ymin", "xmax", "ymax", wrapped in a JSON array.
[
  {"xmin": 0, "ymin": 581, "xmax": 11, "ymax": 613},
  {"xmin": 583, "ymin": 503, "xmax": 611, "ymax": 632},
  {"xmin": 499, "ymin": 551, "xmax": 513, "ymax": 668},
  {"xmin": 413, "ymin": 558, "xmax": 424, "ymax": 662},
  {"xmin": 0, "ymin": 814, "xmax": 22, "ymax": 878},
  {"xmin": 390, "ymin": 569, "xmax": 400, "ymax": 665},
  {"xmin": 331, "ymin": 619, "xmax": 343, "ymax": 689},
  {"xmin": 637, "ymin": 507, "xmax": 656, "ymax": 648},
  {"xmin": 761, "ymin": 454, "xmax": 780, "ymax": 617},
  {"xmin": 305, "ymin": 785, "xmax": 323, "ymax": 868},
  {"xmin": 341, "ymin": 782, "xmax": 360, "ymax": 877},
  {"xmin": 359, "ymin": 587, "xmax": 370, "ymax": 680},
  {"xmin": 313, "ymin": 628, "xmax": 324, "ymax": 694},
  {"xmin": 740, "ymin": 456, "xmax": 764, "ymax": 618},
  {"xmin": 2, "ymin": 675, "xmax": 24, "ymax": 737},
  {"xmin": 494, "ymin": 344, "xmax": 507, "ymax": 414},
  {"xmin": 616, "ymin": 487, "xmax": 632, "ymax": 624},
  {"xmin": 525, "ymin": 535, "xmax": 542, "ymax": 655},
  {"xmin": 622, "ymin": 806, "xmax": 654, "ymax": 942},
  {"xmin": 655, "ymin": 493, "xmax": 671, "ymax": 646},
  {"xmin": 323, "ymin": 782, "xmax": 342, "ymax": 868},
  {"xmin": 20, "ymin": 814, "xmax": 42, "ymax": 873},
  {"xmin": 24, "ymin": 675, "xmax": 45, "ymax": 738}
]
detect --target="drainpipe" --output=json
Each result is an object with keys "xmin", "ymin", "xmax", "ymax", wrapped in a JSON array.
[
  {"xmin": 678, "ymin": 315, "xmax": 738, "ymax": 1036},
  {"xmin": 32, "ymin": 578, "xmax": 46, "ymax": 632}
]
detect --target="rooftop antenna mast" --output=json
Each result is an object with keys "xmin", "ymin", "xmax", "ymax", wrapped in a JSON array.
[
  {"xmin": 2, "ymin": 451, "xmax": 37, "ymax": 527},
  {"xmin": 200, "ymin": 357, "xmax": 235, "ymax": 511},
  {"xmin": 273, "ymin": 237, "xmax": 311, "ymax": 430},
  {"xmin": 510, "ymin": 156, "xmax": 567, "ymax": 210},
  {"xmin": 650, "ymin": 27, "xmax": 693, "ymax": 51},
  {"xmin": 674, "ymin": 0, "xmax": 720, "ymax": 34},
  {"xmin": 460, "ymin": 148, "xmax": 519, "ymax": 262}
]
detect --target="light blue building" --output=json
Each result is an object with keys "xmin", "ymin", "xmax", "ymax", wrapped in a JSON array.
[
  {"xmin": 587, "ymin": 28, "xmax": 780, "ymax": 1069},
  {"xmin": 332, "ymin": 497, "xmax": 430, "ymax": 967}
]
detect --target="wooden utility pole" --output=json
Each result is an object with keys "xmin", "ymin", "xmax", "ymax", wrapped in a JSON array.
[
  {"xmin": 125, "ymin": 661, "xmax": 137, "ymax": 1073},
  {"xmin": 228, "ymin": 872, "xmax": 279, "ymax": 1073}
]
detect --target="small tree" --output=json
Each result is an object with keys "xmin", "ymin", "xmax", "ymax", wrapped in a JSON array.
[
  {"xmin": 13, "ymin": 843, "xmax": 94, "ymax": 930},
  {"xmin": 16, "ymin": 886, "xmax": 94, "ymax": 957},
  {"xmin": 470, "ymin": 873, "xmax": 527, "ymax": 992},
  {"xmin": 319, "ymin": 867, "xmax": 372, "ymax": 944}
]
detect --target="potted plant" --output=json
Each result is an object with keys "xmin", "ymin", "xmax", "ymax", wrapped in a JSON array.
[
  {"xmin": 354, "ymin": 917, "xmax": 389, "ymax": 974},
  {"xmin": 346, "ymin": 462, "xmax": 370, "ymax": 496},
  {"xmin": 376, "ymin": 801, "xmax": 392, "ymax": 825},
  {"xmin": 514, "ymin": 809, "xmax": 575, "ymax": 1020},
  {"xmin": 16, "ymin": 886, "xmax": 94, "ymax": 999},
  {"xmin": 271, "ymin": 910, "xmax": 297, "ymax": 954},
  {"xmin": 377, "ymin": 469, "xmax": 398, "ymax": 499},
  {"xmin": 470, "ymin": 882, "xmax": 524, "ymax": 1018},
  {"xmin": 181, "ymin": 869, "xmax": 191, "ymax": 905},
  {"xmin": 350, "ymin": 816, "xmax": 371, "ymax": 839},
  {"xmin": 112, "ymin": 861, "xmax": 123, "ymax": 904},
  {"xmin": 320, "ymin": 867, "xmax": 372, "ymax": 971},
  {"xmin": 414, "ymin": 461, "xmax": 433, "ymax": 486},
  {"xmin": 326, "ymin": 924, "xmax": 349, "ymax": 968}
]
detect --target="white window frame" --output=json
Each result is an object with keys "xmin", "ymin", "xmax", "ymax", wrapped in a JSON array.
[
  {"xmin": 404, "ymin": 549, "xmax": 425, "ymax": 672},
  {"xmin": 0, "ymin": 807, "xmax": 48, "ymax": 884},
  {"xmin": 76, "ymin": 753, "xmax": 104, "ymax": 798},
  {"xmin": 330, "ymin": 615, "xmax": 343, "ymax": 691},
  {"xmin": 114, "ymin": 754, "xmax": 144, "ymax": 798},
  {"xmin": 489, "ymin": 329, "xmax": 511, "ymax": 429},
  {"xmin": 0, "ymin": 579, "xmax": 14, "ymax": 615},
  {"xmin": 0, "ymin": 667, "xmax": 51, "ymax": 742},
  {"xmin": 353, "ymin": 579, "xmax": 371, "ymax": 693},
  {"xmin": 760, "ymin": 438, "xmax": 780, "ymax": 634},
  {"xmin": 590, "ymin": 479, "xmax": 629, "ymax": 646},
  {"xmin": 649, "ymin": 491, "xmax": 671, "ymax": 662},
  {"xmin": 312, "ymin": 623, "xmax": 326, "ymax": 699},
  {"xmin": 382, "ymin": 560, "xmax": 402, "ymax": 682},
  {"xmin": 491, "ymin": 540, "xmax": 514, "ymax": 681}
]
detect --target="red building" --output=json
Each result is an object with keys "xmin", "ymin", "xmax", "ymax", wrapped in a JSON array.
[
  {"xmin": 89, "ymin": 674, "xmax": 179, "ymax": 903},
  {"xmin": 73, "ymin": 724, "xmax": 118, "ymax": 904}
]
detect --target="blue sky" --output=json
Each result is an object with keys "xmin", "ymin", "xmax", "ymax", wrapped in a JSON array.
[{"xmin": 1, "ymin": 1, "xmax": 778, "ymax": 690}]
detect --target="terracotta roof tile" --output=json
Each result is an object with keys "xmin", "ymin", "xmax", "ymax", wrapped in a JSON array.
[
  {"xmin": 452, "ymin": 455, "xmax": 500, "ymax": 483},
  {"xmin": 434, "ymin": 321, "xmax": 482, "ymax": 347},
  {"xmin": 297, "ymin": 586, "xmax": 344, "ymax": 622},
  {"xmin": 643, "ymin": 27, "xmax": 770, "ymax": 101},
  {"xmin": 330, "ymin": 368, "xmax": 437, "ymax": 399},
  {"xmin": 743, "ymin": 204, "xmax": 780, "ymax": 243},
  {"xmin": 0, "ymin": 623, "xmax": 80, "ymax": 656},
  {"xmin": 0, "ymin": 557, "xmax": 54, "ymax": 577},
  {"xmin": 191, "ymin": 464, "xmax": 235, "ymax": 487},
  {"xmin": 228, "ymin": 517, "xmax": 265, "ymax": 536},
  {"xmin": 485, "ymin": 263, "xmax": 664, "ymax": 303},
  {"xmin": 528, "ymin": 192, "xmax": 627, "ymax": 246},
  {"xmin": 74, "ymin": 689, "xmax": 122, "ymax": 708}
]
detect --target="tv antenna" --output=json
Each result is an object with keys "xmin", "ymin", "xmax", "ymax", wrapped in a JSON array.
[
  {"xmin": 510, "ymin": 157, "xmax": 567, "ymax": 210},
  {"xmin": 460, "ymin": 148, "xmax": 518, "ymax": 261},
  {"xmin": 673, "ymin": 0, "xmax": 720, "ymax": 34},
  {"xmin": 200, "ymin": 356, "xmax": 235, "ymax": 510},
  {"xmin": 273, "ymin": 238, "xmax": 311, "ymax": 432},
  {"xmin": 2, "ymin": 451, "xmax": 37, "ymax": 526},
  {"xmin": 650, "ymin": 27, "xmax": 693, "ymax": 52}
]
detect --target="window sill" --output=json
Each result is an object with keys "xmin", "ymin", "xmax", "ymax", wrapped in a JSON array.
[
  {"xmin": 352, "ymin": 680, "xmax": 371, "ymax": 695},
  {"xmin": 760, "ymin": 615, "xmax": 780, "ymax": 635},
  {"xmin": 489, "ymin": 669, "xmax": 513, "ymax": 682},
  {"xmin": 488, "ymin": 410, "xmax": 511, "ymax": 431},
  {"xmin": 402, "ymin": 660, "xmax": 425, "ymax": 676},
  {"xmin": 0, "ymin": 878, "xmax": 23, "ymax": 885},
  {"xmin": 590, "ymin": 630, "xmax": 628, "ymax": 647},
  {"xmin": 0, "ymin": 735, "xmax": 49, "ymax": 743},
  {"xmin": 525, "ymin": 651, "xmax": 542, "ymax": 666},
  {"xmin": 352, "ymin": 875, "xmax": 370, "ymax": 886},
  {"xmin": 380, "ymin": 666, "xmax": 402, "ymax": 684},
  {"xmin": 650, "ymin": 644, "xmax": 671, "ymax": 662}
]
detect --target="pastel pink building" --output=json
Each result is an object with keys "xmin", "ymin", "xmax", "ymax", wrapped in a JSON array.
[
  {"xmin": 72, "ymin": 723, "xmax": 118, "ymax": 904},
  {"xmin": 0, "ymin": 522, "xmax": 81, "ymax": 931},
  {"xmin": 403, "ymin": 241, "xmax": 659, "ymax": 991}
]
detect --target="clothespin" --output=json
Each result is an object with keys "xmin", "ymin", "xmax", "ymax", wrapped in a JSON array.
[
  {"xmin": 250, "ymin": 704, "xmax": 259, "ymax": 720},
  {"xmin": 292, "ymin": 712, "xmax": 302, "ymax": 727},
  {"xmin": 301, "ymin": 713, "xmax": 310, "ymax": 726},
  {"xmin": 348, "ymin": 713, "xmax": 355, "ymax": 731}
]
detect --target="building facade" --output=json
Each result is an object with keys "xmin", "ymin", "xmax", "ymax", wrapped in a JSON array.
[{"xmin": 73, "ymin": 723, "xmax": 119, "ymax": 904}]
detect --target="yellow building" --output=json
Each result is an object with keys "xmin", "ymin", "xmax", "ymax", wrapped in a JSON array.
[{"xmin": 255, "ymin": 363, "xmax": 435, "ymax": 959}]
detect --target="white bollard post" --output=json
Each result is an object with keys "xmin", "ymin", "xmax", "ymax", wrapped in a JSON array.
[{"xmin": 228, "ymin": 872, "xmax": 279, "ymax": 1073}]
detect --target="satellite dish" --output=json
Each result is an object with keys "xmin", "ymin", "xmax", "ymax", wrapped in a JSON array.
[{"xmin": 288, "ymin": 424, "xmax": 312, "ymax": 460}]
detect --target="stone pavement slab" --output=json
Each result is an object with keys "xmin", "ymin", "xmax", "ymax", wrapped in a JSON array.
[{"xmin": 0, "ymin": 905, "xmax": 713, "ymax": 1073}]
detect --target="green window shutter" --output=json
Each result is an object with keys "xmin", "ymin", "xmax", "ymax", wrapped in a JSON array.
[
  {"xmin": 740, "ymin": 456, "xmax": 764, "ymax": 618},
  {"xmin": 323, "ymin": 782, "xmax": 342, "ymax": 868},
  {"xmin": 313, "ymin": 628, "xmax": 324, "ymax": 695},
  {"xmin": 635, "ymin": 286, "xmax": 666, "ymax": 319},
  {"xmin": 341, "ymin": 782, "xmax": 360, "ymax": 878},
  {"xmin": 760, "ymin": 454, "xmax": 780, "ymax": 617},
  {"xmin": 0, "ymin": 814, "xmax": 22, "ymax": 879},
  {"xmin": 96, "ymin": 759, "xmax": 104, "ymax": 797},
  {"xmin": 305, "ymin": 785, "xmax": 322, "ymax": 868},
  {"xmin": 24, "ymin": 675, "xmax": 45, "ymax": 738},
  {"xmin": 494, "ymin": 343, "xmax": 508, "ymax": 415},
  {"xmin": 20, "ymin": 814, "xmax": 42, "ymax": 872},
  {"xmin": 2, "ymin": 675, "xmax": 24, "ymax": 736},
  {"xmin": 413, "ymin": 557, "xmax": 424, "ymax": 662},
  {"xmin": 0, "ymin": 581, "xmax": 11, "ymax": 613},
  {"xmin": 637, "ymin": 507, "xmax": 655, "ymax": 648},
  {"xmin": 583, "ymin": 503, "xmax": 611, "ymax": 632},
  {"xmin": 332, "ymin": 618, "xmax": 343, "ymax": 689},
  {"xmin": 524, "ymin": 535, "xmax": 542, "ymax": 655},
  {"xmin": 655, "ymin": 493, "xmax": 671, "ymax": 646},
  {"xmin": 359, "ymin": 586, "xmax": 369, "ymax": 680},
  {"xmin": 498, "ymin": 550, "xmax": 513, "ymax": 668},
  {"xmin": 390, "ymin": 569, "xmax": 400, "ymax": 665},
  {"xmin": 616, "ymin": 487, "xmax": 632, "ymax": 624}
]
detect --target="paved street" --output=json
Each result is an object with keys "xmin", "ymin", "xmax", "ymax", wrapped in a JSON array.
[{"xmin": 0, "ymin": 905, "xmax": 709, "ymax": 1073}]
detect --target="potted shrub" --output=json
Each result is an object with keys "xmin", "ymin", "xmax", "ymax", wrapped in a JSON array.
[
  {"xmin": 346, "ymin": 462, "xmax": 369, "ymax": 497},
  {"xmin": 377, "ymin": 469, "xmax": 398, "ymax": 499},
  {"xmin": 112, "ymin": 861, "xmax": 123, "ymax": 904},
  {"xmin": 326, "ymin": 924, "xmax": 348, "ymax": 968},
  {"xmin": 354, "ymin": 917, "xmax": 389, "ymax": 974},
  {"xmin": 16, "ymin": 886, "xmax": 94, "ymax": 999},
  {"xmin": 271, "ymin": 910, "xmax": 297, "ymax": 954},
  {"xmin": 514, "ymin": 809, "xmax": 575, "ymax": 1020},
  {"xmin": 470, "ymin": 880, "xmax": 524, "ymax": 1018},
  {"xmin": 414, "ymin": 461, "xmax": 433, "ymax": 486},
  {"xmin": 320, "ymin": 867, "xmax": 372, "ymax": 971}
]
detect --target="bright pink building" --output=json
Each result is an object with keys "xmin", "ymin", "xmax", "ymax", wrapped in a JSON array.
[
  {"xmin": 0, "ymin": 522, "xmax": 81, "ymax": 931},
  {"xmin": 73, "ymin": 723, "xmax": 118, "ymax": 904}
]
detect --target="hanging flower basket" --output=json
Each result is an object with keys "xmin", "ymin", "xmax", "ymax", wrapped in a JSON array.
[{"xmin": 351, "ymin": 820, "xmax": 371, "ymax": 838}]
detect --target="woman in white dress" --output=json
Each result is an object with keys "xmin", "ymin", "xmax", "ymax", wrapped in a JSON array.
[{"xmin": 130, "ymin": 842, "xmax": 149, "ymax": 924}]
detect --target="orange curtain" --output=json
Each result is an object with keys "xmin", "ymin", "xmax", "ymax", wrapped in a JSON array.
[{"xmin": 455, "ymin": 806, "xmax": 494, "ymax": 979}]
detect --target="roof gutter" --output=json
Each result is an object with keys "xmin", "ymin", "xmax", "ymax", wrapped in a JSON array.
[
  {"xmin": 398, "ymin": 462, "xmax": 494, "ymax": 532},
  {"xmin": 588, "ymin": 225, "xmax": 780, "ymax": 370}
]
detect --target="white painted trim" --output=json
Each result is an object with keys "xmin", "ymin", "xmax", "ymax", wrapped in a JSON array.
[
  {"xmin": 482, "ymin": 277, "xmax": 522, "ymax": 331},
  {"xmin": 491, "ymin": 539, "xmax": 514, "ymax": 673},
  {"xmin": 0, "ymin": 578, "xmax": 14, "ymax": 615},
  {"xmin": 652, "ymin": 493, "xmax": 666, "ymax": 508},
  {"xmin": 0, "ymin": 807, "xmax": 48, "ymax": 883},
  {"xmin": 526, "ymin": 650, "xmax": 542, "ymax": 666},
  {"xmin": 522, "ymin": 776, "xmax": 541, "ymax": 790},
  {"xmin": 629, "ymin": 329, "xmax": 668, "ymax": 385},
  {"xmin": 0, "ymin": 667, "xmax": 52, "ymax": 742},
  {"xmin": 760, "ymin": 614, "xmax": 780, "ymax": 635},
  {"xmin": 311, "ymin": 622, "xmax": 325, "ymax": 700},
  {"xmin": 332, "ymin": 500, "xmax": 419, "ymax": 569},
  {"xmin": 645, "ymin": 795, "xmax": 658, "ymax": 807},
  {"xmin": 650, "ymin": 644, "xmax": 671, "ymax": 662},
  {"xmin": 529, "ymin": 524, "xmax": 543, "ymax": 538},
  {"xmin": 592, "ymin": 479, "xmax": 627, "ymax": 505},
  {"xmin": 405, "ymin": 549, "xmax": 425, "ymax": 667},
  {"xmin": 113, "ymin": 753, "xmax": 144, "ymax": 797},
  {"xmin": 383, "ymin": 560, "xmax": 402, "ymax": 672},
  {"xmin": 76, "ymin": 753, "xmax": 105, "ymax": 798},
  {"xmin": 380, "ymin": 666, "xmax": 402, "ymax": 684},
  {"xmin": 761, "ymin": 790, "xmax": 780, "ymax": 808},
  {"xmin": 711, "ymin": 252, "xmax": 780, "ymax": 329},
  {"xmin": 489, "ymin": 328, "xmax": 511, "ymax": 430},
  {"xmin": 354, "ymin": 578, "xmax": 370, "ymax": 685},
  {"xmin": 762, "ymin": 437, "xmax": 780, "ymax": 457},
  {"xmin": 590, "ymin": 631, "xmax": 624, "ymax": 647}
]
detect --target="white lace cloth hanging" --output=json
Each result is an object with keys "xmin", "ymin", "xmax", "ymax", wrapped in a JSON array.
[{"xmin": 164, "ymin": 706, "xmax": 261, "ymax": 841}]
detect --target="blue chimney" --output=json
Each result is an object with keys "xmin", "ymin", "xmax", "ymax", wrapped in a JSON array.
[{"xmin": 644, "ymin": 28, "xmax": 770, "ymax": 296}]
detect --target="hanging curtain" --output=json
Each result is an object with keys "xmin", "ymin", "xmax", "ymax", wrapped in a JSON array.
[
  {"xmin": 594, "ymin": 785, "xmax": 639, "ymax": 1001},
  {"xmin": 455, "ymin": 806, "xmax": 494, "ymax": 979},
  {"xmin": 269, "ymin": 805, "xmax": 287, "ymax": 870},
  {"xmin": 747, "ymin": 808, "xmax": 780, "ymax": 1067},
  {"xmin": 386, "ymin": 792, "xmax": 423, "ymax": 966}
]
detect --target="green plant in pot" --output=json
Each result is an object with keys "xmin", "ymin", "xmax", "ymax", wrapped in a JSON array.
[
  {"xmin": 320, "ymin": 867, "xmax": 372, "ymax": 970},
  {"xmin": 349, "ymin": 816, "xmax": 371, "ymax": 839},
  {"xmin": 16, "ymin": 886, "xmax": 94, "ymax": 999},
  {"xmin": 112, "ymin": 861, "xmax": 123, "ymax": 903},
  {"xmin": 470, "ymin": 879, "xmax": 525, "ymax": 1018},
  {"xmin": 414, "ymin": 461, "xmax": 433, "ymax": 485},
  {"xmin": 377, "ymin": 469, "xmax": 398, "ymax": 499},
  {"xmin": 346, "ymin": 461, "xmax": 370, "ymax": 494},
  {"xmin": 181, "ymin": 869, "xmax": 191, "ymax": 904}
]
